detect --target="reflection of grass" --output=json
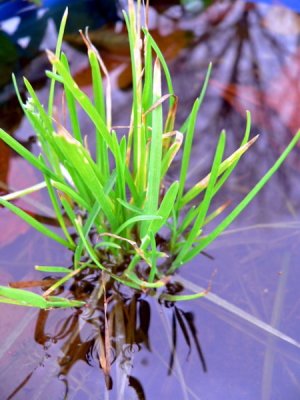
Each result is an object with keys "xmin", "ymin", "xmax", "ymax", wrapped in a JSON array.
[
  {"xmin": 219, "ymin": 221, "xmax": 300, "ymax": 237},
  {"xmin": 262, "ymin": 252, "xmax": 290, "ymax": 400},
  {"xmin": 178, "ymin": 275, "xmax": 300, "ymax": 350},
  {"xmin": 0, "ymin": 0, "xmax": 300, "ymax": 308}
]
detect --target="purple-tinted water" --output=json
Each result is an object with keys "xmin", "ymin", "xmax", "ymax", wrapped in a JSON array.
[{"xmin": 1, "ymin": 1, "xmax": 300, "ymax": 399}]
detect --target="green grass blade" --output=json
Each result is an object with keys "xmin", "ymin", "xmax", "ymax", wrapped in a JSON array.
[
  {"xmin": 164, "ymin": 96, "xmax": 178, "ymax": 139},
  {"xmin": 124, "ymin": 164, "xmax": 142, "ymax": 205},
  {"xmin": 95, "ymin": 241, "xmax": 121, "ymax": 250},
  {"xmin": 51, "ymin": 180, "xmax": 91, "ymax": 211},
  {"xmin": 148, "ymin": 232, "xmax": 158, "ymax": 283},
  {"xmin": 0, "ymin": 129, "xmax": 59, "ymax": 180},
  {"xmin": 0, "ymin": 196, "xmax": 74, "ymax": 250},
  {"xmin": 35, "ymin": 266, "xmax": 71, "ymax": 273},
  {"xmin": 115, "ymin": 215, "xmax": 162, "ymax": 236},
  {"xmin": 53, "ymin": 131, "xmax": 115, "ymax": 226},
  {"xmin": 0, "ymin": 286, "xmax": 48, "ymax": 308},
  {"xmin": 161, "ymin": 131, "xmax": 183, "ymax": 180},
  {"xmin": 73, "ymin": 202, "xmax": 101, "ymax": 267},
  {"xmin": 172, "ymin": 131, "xmax": 226, "ymax": 269},
  {"xmin": 182, "ymin": 130, "xmax": 300, "ymax": 263},
  {"xmin": 88, "ymin": 48, "xmax": 106, "ymax": 120},
  {"xmin": 44, "ymin": 296, "xmax": 85, "ymax": 308},
  {"xmin": 141, "ymin": 58, "xmax": 163, "ymax": 236},
  {"xmin": 42, "ymin": 264, "xmax": 89, "ymax": 297},
  {"xmin": 41, "ymin": 158, "xmax": 75, "ymax": 247},
  {"xmin": 176, "ymin": 98, "xmax": 200, "ymax": 210},
  {"xmin": 203, "ymin": 201, "xmax": 231, "ymax": 226},
  {"xmin": 160, "ymin": 290, "xmax": 208, "ymax": 302},
  {"xmin": 117, "ymin": 198, "xmax": 143, "ymax": 215},
  {"xmin": 149, "ymin": 181, "xmax": 179, "ymax": 234},
  {"xmin": 123, "ymin": 9, "xmax": 144, "ymax": 188},
  {"xmin": 111, "ymin": 132, "xmax": 126, "ymax": 224},
  {"xmin": 13, "ymin": 74, "xmax": 60, "ymax": 176},
  {"xmin": 24, "ymin": 78, "xmax": 54, "ymax": 135},
  {"xmin": 142, "ymin": 32, "xmax": 153, "ymax": 137},
  {"xmin": 59, "ymin": 197, "xmax": 102, "ymax": 270},
  {"xmin": 45, "ymin": 70, "xmax": 64, "ymax": 83},
  {"xmin": 177, "ymin": 206, "xmax": 197, "ymax": 236},
  {"xmin": 48, "ymin": 7, "xmax": 68, "ymax": 118},
  {"xmin": 211, "ymin": 110, "xmax": 252, "ymax": 196},
  {"xmin": 179, "ymin": 63, "xmax": 212, "ymax": 134},
  {"xmin": 74, "ymin": 172, "xmax": 116, "ymax": 266},
  {"xmin": 0, "ymin": 285, "xmax": 83, "ymax": 308},
  {"xmin": 73, "ymin": 217, "xmax": 112, "ymax": 273},
  {"xmin": 142, "ymin": 29, "xmax": 174, "ymax": 101},
  {"xmin": 46, "ymin": 51, "xmax": 114, "ymax": 151},
  {"xmin": 87, "ymin": 46, "xmax": 110, "ymax": 178},
  {"xmin": 60, "ymin": 52, "xmax": 83, "ymax": 143},
  {"xmin": 180, "ymin": 112, "xmax": 255, "ymax": 207}
]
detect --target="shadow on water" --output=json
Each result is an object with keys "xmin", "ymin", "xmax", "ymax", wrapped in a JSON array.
[{"xmin": 1, "ymin": 0, "xmax": 300, "ymax": 399}]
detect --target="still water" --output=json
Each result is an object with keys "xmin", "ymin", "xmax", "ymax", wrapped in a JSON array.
[{"xmin": 1, "ymin": 1, "xmax": 300, "ymax": 399}]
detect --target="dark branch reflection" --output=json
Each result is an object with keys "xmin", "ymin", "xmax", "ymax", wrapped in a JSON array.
[{"xmin": 6, "ymin": 270, "xmax": 207, "ymax": 399}]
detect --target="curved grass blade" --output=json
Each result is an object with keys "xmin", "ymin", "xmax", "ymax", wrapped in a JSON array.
[
  {"xmin": 0, "ymin": 196, "xmax": 74, "ymax": 250},
  {"xmin": 179, "ymin": 63, "xmax": 212, "ymax": 134},
  {"xmin": 161, "ymin": 131, "xmax": 183, "ymax": 180},
  {"xmin": 149, "ymin": 181, "xmax": 179, "ymax": 234},
  {"xmin": 51, "ymin": 180, "xmax": 91, "ymax": 211},
  {"xmin": 41, "ymin": 157, "xmax": 75, "ymax": 247},
  {"xmin": 0, "ymin": 129, "xmax": 59, "ymax": 181},
  {"xmin": 115, "ymin": 215, "xmax": 162, "ymax": 236},
  {"xmin": 172, "ymin": 131, "xmax": 226, "ymax": 270},
  {"xmin": 54, "ymin": 132, "xmax": 115, "ymax": 226},
  {"xmin": 182, "ymin": 130, "xmax": 300, "ymax": 263},
  {"xmin": 46, "ymin": 50, "xmax": 114, "ymax": 151},
  {"xmin": 180, "ymin": 113, "xmax": 255, "ymax": 207}
]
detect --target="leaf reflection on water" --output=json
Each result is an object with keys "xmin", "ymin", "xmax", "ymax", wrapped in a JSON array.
[{"xmin": 3, "ymin": 270, "xmax": 207, "ymax": 399}]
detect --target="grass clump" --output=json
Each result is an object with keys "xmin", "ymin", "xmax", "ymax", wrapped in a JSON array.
[{"xmin": 0, "ymin": 1, "xmax": 299, "ymax": 308}]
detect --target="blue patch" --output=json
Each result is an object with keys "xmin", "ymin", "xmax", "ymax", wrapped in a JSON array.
[{"xmin": 244, "ymin": 0, "xmax": 300, "ymax": 12}]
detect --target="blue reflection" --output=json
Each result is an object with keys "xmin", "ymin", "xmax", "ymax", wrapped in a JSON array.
[
  {"xmin": 0, "ymin": 0, "xmax": 119, "ymax": 88},
  {"xmin": 0, "ymin": 0, "xmax": 118, "ymax": 25},
  {"xmin": 244, "ymin": 0, "xmax": 300, "ymax": 12}
]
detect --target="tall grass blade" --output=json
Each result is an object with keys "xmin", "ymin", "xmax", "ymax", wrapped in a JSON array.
[
  {"xmin": 141, "ymin": 58, "xmax": 163, "ymax": 236},
  {"xmin": 60, "ymin": 52, "xmax": 83, "ymax": 143},
  {"xmin": 172, "ymin": 131, "xmax": 226, "ymax": 270},
  {"xmin": 182, "ymin": 130, "xmax": 300, "ymax": 263},
  {"xmin": 48, "ymin": 7, "xmax": 68, "ymax": 118}
]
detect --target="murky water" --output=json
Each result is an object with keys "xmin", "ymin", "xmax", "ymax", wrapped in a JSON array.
[{"xmin": 1, "ymin": 1, "xmax": 300, "ymax": 399}]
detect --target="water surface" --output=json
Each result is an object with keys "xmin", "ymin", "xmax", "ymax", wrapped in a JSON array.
[{"xmin": 1, "ymin": 1, "xmax": 300, "ymax": 399}]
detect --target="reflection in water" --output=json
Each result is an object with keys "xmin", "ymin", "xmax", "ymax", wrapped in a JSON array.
[
  {"xmin": 204, "ymin": 2, "xmax": 300, "ymax": 143},
  {"xmin": 4, "ymin": 271, "xmax": 207, "ymax": 399}
]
